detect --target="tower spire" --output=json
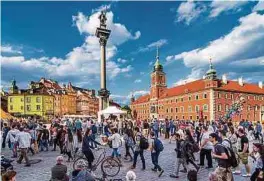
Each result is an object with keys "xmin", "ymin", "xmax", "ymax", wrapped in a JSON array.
[{"xmin": 156, "ymin": 45, "xmax": 159, "ymax": 60}]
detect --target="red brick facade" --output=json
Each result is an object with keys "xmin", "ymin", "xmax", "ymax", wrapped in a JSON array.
[{"xmin": 130, "ymin": 60, "xmax": 264, "ymax": 123}]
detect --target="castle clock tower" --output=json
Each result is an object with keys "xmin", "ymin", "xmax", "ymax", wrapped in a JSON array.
[
  {"xmin": 150, "ymin": 47, "xmax": 167, "ymax": 100},
  {"xmin": 150, "ymin": 47, "xmax": 167, "ymax": 118}
]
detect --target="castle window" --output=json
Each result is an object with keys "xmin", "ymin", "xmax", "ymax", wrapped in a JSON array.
[
  {"xmin": 10, "ymin": 97, "xmax": 13, "ymax": 103},
  {"xmin": 182, "ymin": 116, "xmax": 185, "ymax": 119},
  {"xmin": 21, "ymin": 98, "xmax": 23, "ymax": 102},
  {"xmin": 231, "ymin": 94, "xmax": 234, "ymax": 100},
  {"xmin": 188, "ymin": 96, "xmax": 191, "ymax": 101},
  {"xmin": 175, "ymin": 99, "xmax": 178, "ymax": 103},
  {"xmin": 171, "ymin": 108, "xmax": 173, "ymax": 113},
  {"xmin": 218, "ymin": 104, "xmax": 222, "ymax": 111},
  {"xmin": 188, "ymin": 106, "xmax": 192, "ymax": 112},
  {"xmin": 181, "ymin": 98, "xmax": 184, "ymax": 102},
  {"xmin": 225, "ymin": 105, "xmax": 229, "ymax": 111},
  {"xmin": 225, "ymin": 94, "xmax": 228, "ymax": 99},
  {"xmin": 203, "ymin": 93, "xmax": 207, "ymax": 99},
  {"xmin": 21, "ymin": 106, "xmax": 23, "ymax": 110},
  {"xmin": 195, "ymin": 105, "xmax": 200, "ymax": 112},
  {"xmin": 175, "ymin": 107, "xmax": 178, "ymax": 112},
  {"xmin": 10, "ymin": 105, "xmax": 13, "ymax": 111},
  {"xmin": 196, "ymin": 116, "xmax": 199, "ymax": 120},
  {"xmin": 204, "ymin": 116, "xmax": 208, "ymax": 120},
  {"xmin": 218, "ymin": 93, "xmax": 221, "ymax": 98},
  {"xmin": 166, "ymin": 109, "xmax": 169, "ymax": 113},
  {"xmin": 203, "ymin": 104, "xmax": 208, "ymax": 112},
  {"xmin": 190, "ymin": 116, "xmax": 192, "ymax": 120}
]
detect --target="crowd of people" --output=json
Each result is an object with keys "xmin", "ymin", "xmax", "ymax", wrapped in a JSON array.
[{"xmin": 1, "ymin": 117, "xmax": 264, "ymax": 181}]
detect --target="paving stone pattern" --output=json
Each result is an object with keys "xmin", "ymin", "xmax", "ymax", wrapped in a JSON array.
[{"xmin": 2, "ymin": 137, "xmax": 254, "ymax": 181}]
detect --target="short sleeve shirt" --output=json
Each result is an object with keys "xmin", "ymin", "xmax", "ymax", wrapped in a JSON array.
[
  {"xmin": 214, "ymin": 144, "xmax": 228, "ymax": 167},
  {"xmin": 239, "ymin": 135, "xmax": 249, "ymax": 153}
]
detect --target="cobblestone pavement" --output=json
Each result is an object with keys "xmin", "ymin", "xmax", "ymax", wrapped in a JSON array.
[{"xmin": 2, "ymin": 137, "xmax": 254, "ymax": 181}]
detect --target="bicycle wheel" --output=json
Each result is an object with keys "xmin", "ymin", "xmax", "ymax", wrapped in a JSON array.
[
  {"xmin": 73, "ymin": 157, "xmax": 89, "ymax": 170},
  {"xmin": 101, "ymin": 157, "xmax": 120, "ymax": 177}
]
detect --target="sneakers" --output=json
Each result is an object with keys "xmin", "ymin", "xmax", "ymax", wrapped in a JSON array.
[
  {"xmin": 170, "ymin": 174, "xmax": 179, "ymax": 178},
  {"xmin": 151, "ymin": 168, "xmax": 157, "ymax": 172},
  {"xmin": 232, "ymin": 171, "xmax": 241, "ymax": 175},
  {"xmin": 158, "ymin": 169, "xmax": 164, "ymax": 177},
  {"xmin": 242, "ymin": 174, "xmax": 251, "ymax": 177}
]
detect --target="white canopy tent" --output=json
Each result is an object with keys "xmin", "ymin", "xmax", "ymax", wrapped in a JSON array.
[{"xmin": 98, "ymin": 106, "xmax": 127, "ymax": 122}]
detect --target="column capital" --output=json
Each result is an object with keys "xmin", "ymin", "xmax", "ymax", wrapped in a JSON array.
[{"xmin": 99, "ymin": 36, "xmax": 108, "ymax": 46}]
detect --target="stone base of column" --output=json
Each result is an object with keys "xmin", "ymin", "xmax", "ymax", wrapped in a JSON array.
[{"xmin": 98, "ymin": 88, "xmax": 110, "ymax": 111}]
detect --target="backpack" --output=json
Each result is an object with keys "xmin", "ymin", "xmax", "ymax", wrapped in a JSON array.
[
  {"xmin": 191, "ymin": 143, "xmax": 200, "ymax": 153},
  {"xmin": 218, "ymin": 143, "xmax": 238, "ymax": 168},
  {"xmin": 154, "ymin": 138, "xmax": 164, "ymax": 152},
  {"xmin": 139, "ymin": 136, "xmax": 149, "ymax": 150},
  {"xmin": 91, "ymin": 125, "xmax": 97, "ymax": 134}
]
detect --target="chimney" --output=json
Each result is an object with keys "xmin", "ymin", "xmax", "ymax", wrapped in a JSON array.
[
  {"xmin": 222, "ymin": 74, "xmax": 227, "ymax": 84},
  {"xmin": 259, "ymin": 81, "xmax": 263, "ymax": 89},
  {"xmin": 238, "ymin": 77, "xmax": 243, "ymax": 86}
]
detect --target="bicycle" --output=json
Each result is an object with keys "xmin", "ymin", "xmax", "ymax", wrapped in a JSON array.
[{"xmin": 73, "ymin": 146, "xmax": 121, "ymax": 178}]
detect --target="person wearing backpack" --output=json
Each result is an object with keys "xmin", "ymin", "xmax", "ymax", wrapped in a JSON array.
[
  {"xmin": 209, "ymin": 133, "xmax": 234, "ymax": 181},
  {"xmin": 130, "ymin": 127, "xmax": 146, "ymax": 170},
  {"xmin": 150, "ymin": 131, "xmax": 164, "ymax": 177},
  {"xmin": 6, "ymin": 124, "xmax": 19, "ymax": 158}
]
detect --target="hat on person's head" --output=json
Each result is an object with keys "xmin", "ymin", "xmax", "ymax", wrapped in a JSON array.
[
  {"xmin": 126, "ymin": 170, "xmax": 136, "ymax": 181},
  {"xmin": 56, "ymin": 156, "xmax": 64, "ymax": 163}
]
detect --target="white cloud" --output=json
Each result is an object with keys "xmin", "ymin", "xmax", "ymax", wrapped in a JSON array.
[
  {"xmin": 149, "ymin": 61, "xmax": 153, "ymax": 66},
  {"xmin": 166, "ymin": 12, "xmax": 264, "ymax": 68},
  {"xmin": 176, "ymin": 1, "xmax": 206, "ymax": 25},
  {"xmin": 72, "ymin": 11, "xmax": 141, "ymax": 45},
  {"xmin": 138, "ymin": 39, "xmax": 168, "ymax": 52},
  {"xmin": 134, "ymin": 79, "xmax": 142, "ymax": 83},
  {"xmin": 140, "ymin": 72, "xmax": 145, "ymax": 75},
  {"xmin": 174, "ymin": 68, "xmax": 204, "ymax": 86},
  {"xmin": 1, "ymin": 45, "xmax": 22, "ymax": 54},
  {"xmin": 253, "ymin": 1, "xmax": 264, "ymax": 12},
  {"xmin": 110, "ymin": 90, "xmax": 149, "ymax": 105},
  {"xmin": 92, "ymin": 4, "xmax": 111, "ymax": 13},
  {"xmin": 230, "ymin": 56, "xmax": 264, "ymax": 67},
  {"xmin": 1, "ymin": 9, "xmax": 138, "ymax": 84},
  {"xmin": 117, "ymin": 58, "xmax": 128, "ymax": 63},
  {"xmin": 209, "ymin": 0, "xmax": 248, "ymax": 18}
]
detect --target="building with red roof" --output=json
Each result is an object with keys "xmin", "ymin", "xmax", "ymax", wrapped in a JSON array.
[{"xmin": 130, "ymin": 51, "xmax": 264, "ymax": 123}]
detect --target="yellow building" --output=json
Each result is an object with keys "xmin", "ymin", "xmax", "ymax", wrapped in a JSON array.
[{"xmin": 8, "ymin": 80, "xmax": 54, "ymax": 119}]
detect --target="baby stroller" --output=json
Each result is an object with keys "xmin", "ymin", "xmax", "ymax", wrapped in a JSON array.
[{"xmin": 1, "ymin": 155, "xmax": 14, "ymax": 175}]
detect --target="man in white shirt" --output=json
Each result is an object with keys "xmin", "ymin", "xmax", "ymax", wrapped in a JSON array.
[
  {"xmin": 199, "ymin": 126, "xmax": 213, "ymax": 169},
  {"xmin": 6, "ymin": 124, "xmax": 20, "ymax": 158},
  {"xmin": 16, "ymin": 127, "xmax": 32, "ymax": 166}
]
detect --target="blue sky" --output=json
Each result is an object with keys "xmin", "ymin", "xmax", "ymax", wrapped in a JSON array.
[{"xmin": 1, "ymin": 1, "xmax": 264, "ymax": 105}]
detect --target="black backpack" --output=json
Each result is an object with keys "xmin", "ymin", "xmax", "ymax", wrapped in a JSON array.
[
  {"xmin": 139, "ymin": 136, "xmax": 149, "ymax": 150},
  {"xmin": 218, "ymin": 142, "xmax": 238, "ymax": 168}
]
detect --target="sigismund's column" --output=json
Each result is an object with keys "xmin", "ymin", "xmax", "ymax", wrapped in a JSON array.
[{"xmin": 96, "ymin": 11, "xmax": 111, "ymax": 111}]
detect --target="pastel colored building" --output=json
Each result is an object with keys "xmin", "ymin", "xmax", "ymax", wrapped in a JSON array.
[{"xmin": 8, "ymin": 80, "xmax": 54, "ymax": 119}]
